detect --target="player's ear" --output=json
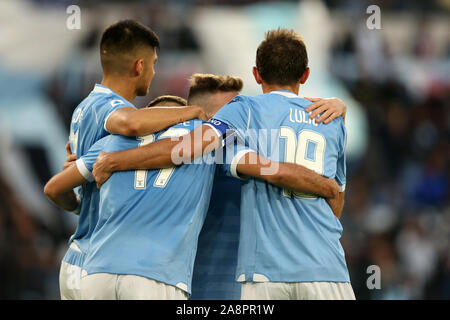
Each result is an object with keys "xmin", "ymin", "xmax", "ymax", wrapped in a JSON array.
[
  {"xmin": 252, "ymin": 66, "xmax": 263, "ymax": 85},
  {"xmin": 299, "ymin": 67, "xmax": 310, "ymax": 84},
  {"xmin": 134, "ymin": 58, "xmax": 144, "ymax": 76}
]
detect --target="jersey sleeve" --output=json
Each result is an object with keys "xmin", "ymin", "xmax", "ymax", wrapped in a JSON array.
[
  {"xmin": 219, "ymin": 140, "xmax": 255, "ymax": 180},
  {"xmin": 75, "ymin": 136, "xmax": 110, "ymax": 182},
  {"xmin": 205, "ymin": 95, "xmax": 251, "ymax": 143},
  {"xmin": 335, "ymin": 124, "xmax": 347, "ymax": 192},
  {"xmin": 157, "ymin": 119, "xmax": 204, "ymax": 140},
  {"xmin": 100, "ymin": 98, "xmax": 135, "ymax": 133}
]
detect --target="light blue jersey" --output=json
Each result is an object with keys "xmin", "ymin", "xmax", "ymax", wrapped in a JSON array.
[
  {"xmin": 208, "ymin": 90, "xmax": 349, "ymax": 283},
  {"xmin": 77, "ymin": 120, "xmax": 227, "ymax": 294},
  {"xmin": 64, "ymin": 84, "xmax": 133, "ymax": 266}
]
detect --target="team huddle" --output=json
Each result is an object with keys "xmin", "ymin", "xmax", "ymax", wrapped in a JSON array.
[{"xmin": 44, "ymin": 20, "xmax": 355, "ymax": 300}]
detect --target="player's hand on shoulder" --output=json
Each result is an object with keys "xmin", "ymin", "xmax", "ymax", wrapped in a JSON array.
[
  {"xmin": 190, "ymin": 105, "xmax": 210, "ymax": 121},
  {"xmin": 305, "ymin": 97, "xmax": 347, "ymax": 124},
  {"xmin": 93, "ymin": 152, "xmax": 113, "ymax": 188},
  {"xmin": 63, "ymin": 141, "xmax": 77, "ymax": 171}
]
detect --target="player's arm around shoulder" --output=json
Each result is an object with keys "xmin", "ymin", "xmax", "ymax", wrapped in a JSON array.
[
  {"xmin": 93, "ymin": 122, "xmax": 222, "ymax": 185},
  {"xmin": 93, "ymin": 96, "xmax": 248, "ymax": 186},
  {"xmin": 235, "ymin": 153, "xmax": 343, "ymax": 218},
  {"xmin": 105, "ymin": 105, "xmax": 209, "ymax": 137},
  {"xmin": 326, "ymin": 191, "xmax": 345, "ymax": 219},
  {"xmin": 305, "ymin": 97, "xmax": 347, "ymax": 124},
  {"xmin": 44, "ymin": 136, "xmax": 104, "ymax": 213},
  {"xmin": 233, "ymin": 152, "xmax": 339, "ymax": 199},
  {"xmin": 44, "ymin": 162, "xmax": 89, "ymax": 214},
  {"xmin": 326, "ymin": 118, "xmax": 348, "ymax": 219}
]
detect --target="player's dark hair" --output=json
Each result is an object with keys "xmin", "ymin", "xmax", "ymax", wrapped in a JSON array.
[
  {"xmin": 187, "ymin": 74, "xmax": 243, "ymax": 103},
  {"xmin": 256, "ymin": 28, "xmax": 308, "ymax": 86},
  {"xmin": 100, "ymin": 20, "xmax": 159, "ymax": 74},
  {"xmin": 146, "ymin": 95, "xmax": 187, "ymax": 107}
]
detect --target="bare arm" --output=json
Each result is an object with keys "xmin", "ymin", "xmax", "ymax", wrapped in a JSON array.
[
  {"xmin": 44, "ymin": 164, "xmax": 88, "ymax": 213},
  {"xmin": 305, "ymin": 97, "xmax": 347, "ymax": 124},
  {"xmin": 63, "ymin": 141, "xmax": 77, "ymax": 170},
  {"xmin": 93, "ymin": 122, "xmax": 338, "ymax": 200},
  {"xmin": 93, "ymin": 124, "xmax": 219, "ymax": 185},
  {"xmin": 326, "ymin": 192, "xmax": 345, "ymax": 219},
  {"xmin": 105, "ymin": 106, "xmax": 209, "ymax": 136},
  {"xmin": 235, "ymin": 152, "xmax": 338, "ymax": 199}
]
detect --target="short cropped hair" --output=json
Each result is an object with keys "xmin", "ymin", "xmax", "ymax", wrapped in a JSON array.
[
  {"xmin": 146, "ymin": 95, "xmax": 187, "ymax": 107},
  {"xmin": 256, "ymin": 28, "xmax": 308, "ymax": 86},
  {"xmin": 100, "ymin": 20, "xmax": 160, "ymax": 74},
  {"xmin": 187, "ymin": 74, "xmax": 243, "ymax": 102}
]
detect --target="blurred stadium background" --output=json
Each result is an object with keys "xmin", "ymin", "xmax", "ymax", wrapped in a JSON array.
[{"xmin": 0, "ymin": 0, "xmax": 448, "ymax": 299}]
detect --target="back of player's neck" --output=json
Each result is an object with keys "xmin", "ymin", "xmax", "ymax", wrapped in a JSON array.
[
  {"xmin": 101, "ymin": 77, "xmax": 136, "ymax": 102},
  {"xmin": 261, "ymin": 83, "xmax": 299, "ymax": 95}
]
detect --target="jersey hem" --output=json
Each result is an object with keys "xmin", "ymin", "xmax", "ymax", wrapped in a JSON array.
[{"xmin": 84, "ymin": 267, "xmax": 192, "ymax": 294}]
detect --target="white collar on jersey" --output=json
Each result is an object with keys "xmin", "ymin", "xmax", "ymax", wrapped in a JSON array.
[
  {"xmin": 92, "ymin": 84, "xmax": 112, "ymax": 94},
  {"xmin": 269, "ymin": 90, "xmax": 298, "ymax": 98}
]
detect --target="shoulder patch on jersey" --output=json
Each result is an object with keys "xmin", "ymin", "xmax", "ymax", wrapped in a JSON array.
[
  {"xmin": 110, "ymin": 99, "xmax": 126, "ymax": 108},
  {"xmin": 228, "ymin": 94, "xmax": 246, "ymax": 105}
]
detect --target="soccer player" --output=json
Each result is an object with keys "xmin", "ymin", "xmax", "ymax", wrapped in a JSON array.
[
  {"xmin": 187, "ymin": 74, "xmax": 245, "ymax": 300},
  {"xmin": 52, "ymin": 20, "xmax": 207, "ymax": 300},
  {"xmin": 181, "ymin": 74, "xmax": 346, "ymax": 300},
  {"xmin": 87, "ymin": 74, "xmax": 347, "ymax": 300},
  {"xmin": 92, "ymin": 29, "xmax": 354, "ymax": 300},
  {"xmin": 188, "ymin": 74, "xmax": 348, "ymax": 300},
  {"xmin": 44, "ymin": 107, "xmax": 341, "ymax": 299},
  {"xmin": 49, "ymin": 83, "xmax": 345, "ymax": 301}
]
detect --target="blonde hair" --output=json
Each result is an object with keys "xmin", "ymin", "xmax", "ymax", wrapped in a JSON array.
[
  {"xmin": 187, "ymin": 74, "xmax": 243, "ymax": 103},
  {"xmin": 147, "ymin": 95, "xmax": 187, "ymax": 107}
]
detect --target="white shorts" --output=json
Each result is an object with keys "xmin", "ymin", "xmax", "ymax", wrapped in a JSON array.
[
  {"xmin": 241, "ymin": 281, "xmax": 356, "ymax": 300},
  {"xmin": 59, "ymin": 243, "xmax": 84, "ymax": 300},
  {"xmin": 80, "ymin": 273, "xmax": 189, "ymax": 300}
]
